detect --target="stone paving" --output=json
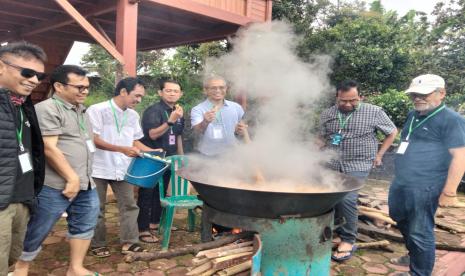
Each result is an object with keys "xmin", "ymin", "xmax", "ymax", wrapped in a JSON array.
[{"xmin": 19, "ymin": 179, "xmax": 465, "ymax": 276}]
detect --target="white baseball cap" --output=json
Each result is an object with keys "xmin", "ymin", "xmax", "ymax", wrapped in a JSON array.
[{"xmin": 405, "ymin": 74, "xmax": 445, "ymax": 95}]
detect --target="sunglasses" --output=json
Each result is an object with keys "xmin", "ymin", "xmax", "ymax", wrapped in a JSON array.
[
  {"xmin": 61, "ymin": 83, "xmax": 89, "ymax": 93},
  {"xmin": 1, "ymin": 59, "xmax": 47, "ymax": 81}
]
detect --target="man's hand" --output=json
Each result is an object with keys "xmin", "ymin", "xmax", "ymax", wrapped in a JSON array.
[
  {"xmin": 168, "ymin": 105, "xmax": 184, "ymax": 123},
  {"xmin": 373, "ymin": 154, "xmax": 383, "ymax": 167},
  {"xmin": 62, "ymin": 176, "xmax": 80, "ymax": 200},
  {"xmin": 203, "ymin": 109, "xmax": 217, "ymax": 123},
  {"xmin": 120, "ymin": 146, "xmax": 141, "ymax": 157},
  {"xmin": 235, "ymin": 122, "xmax": 248, "ymax": 137},
  {"xmin": 439, "ymin": 193, "xmax": 459, "ymax": 207}
]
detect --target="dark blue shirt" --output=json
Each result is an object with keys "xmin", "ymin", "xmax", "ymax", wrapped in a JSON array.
[{"xmin": 393, "ymin": 104, "xmax": 465, "ymax": 188}]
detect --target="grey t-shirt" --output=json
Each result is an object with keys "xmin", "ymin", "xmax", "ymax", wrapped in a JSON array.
[{"xmin": 35, "ymin": 95, "xmax": 95, "ymax": 190}]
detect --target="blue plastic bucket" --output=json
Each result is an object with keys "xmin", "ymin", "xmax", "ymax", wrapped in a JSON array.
[{"xmin": 125, "ymin": 153, "xmax": 170, "ymax": 188}]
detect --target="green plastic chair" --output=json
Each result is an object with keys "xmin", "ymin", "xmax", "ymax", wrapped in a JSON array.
[{"xmin": 158, "ymin": 155, "xmax": 203, "ymax": 251}]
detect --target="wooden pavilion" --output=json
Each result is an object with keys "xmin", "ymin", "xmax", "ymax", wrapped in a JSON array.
[{"xmin": 0, "ymin": 0, "xmax": 272, "ymax": 100}]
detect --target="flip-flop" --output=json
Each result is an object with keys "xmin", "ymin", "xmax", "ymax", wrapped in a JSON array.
[
  {"xmin": 122, "ymin": 243, "xmax": 147, "ymax": 254},
  {"xmin": 90, "ymin": 247, "xmax": 111, "ymax": 258},
  {"xmin": 331, "ymin": 245, "xmax": 357, "ymax": 262},
  {"xmin": 139, "ymin": 233, "xmax": 159, "ymax": 244}
]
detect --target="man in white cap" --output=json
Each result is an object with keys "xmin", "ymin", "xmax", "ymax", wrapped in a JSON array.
[{"xmin": 388, "ymin": 74, "xmax": 465, "ymax": 276}]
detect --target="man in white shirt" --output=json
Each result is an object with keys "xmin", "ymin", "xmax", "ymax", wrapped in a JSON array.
[{"xmin": 86, "ymin": 77, "xmax": 158, "ymax": 257}]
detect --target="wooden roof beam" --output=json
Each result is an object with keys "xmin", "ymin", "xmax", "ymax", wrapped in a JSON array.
[
  {"xmin": 2, "ymin": 0, "xmax": 115, "ymax": 42},
  {"xmin": 143, "ymin": 0, "xmax": 257, "ymax": 26},
  {"xmin": 55, "ymin": 0, "xmax": 124, "ymax": 64}
]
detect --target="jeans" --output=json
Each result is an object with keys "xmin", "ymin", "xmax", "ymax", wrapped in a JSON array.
[
  {"xmin": 92, "ymin": 178, "xmax": 139, "ymax": 247},
  {"xmin": 137, "ymin": 170, "xmax": 170, "ymax": 231},
  {"xmin": 20, "ymin": 186, "xmax": 99, "ymax": 261},
  {"xmin": 389, "ymin": 183, "xmax": 442, "ymax": 276},
  {"xmin": 335, "ymin": 170, "xmax": 370, "ymax": 244}
]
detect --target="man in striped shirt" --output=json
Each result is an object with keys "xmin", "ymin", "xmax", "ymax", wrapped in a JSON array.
[{"xmin": 319, "ymin": 80, "xmax": 397, "ymax": 262}]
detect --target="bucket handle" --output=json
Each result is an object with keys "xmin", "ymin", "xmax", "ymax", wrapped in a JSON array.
[{"xmin": 125, "ymin": 164, "xmax": 169, "ymax": 179}]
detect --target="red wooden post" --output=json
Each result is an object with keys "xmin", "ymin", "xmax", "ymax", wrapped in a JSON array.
[{"xmin": 116, "ymin": 0, "xmax": 138, "ymax": 77}]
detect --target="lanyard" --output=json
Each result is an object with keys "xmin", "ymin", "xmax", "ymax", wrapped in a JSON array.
[
  {"xmin": 336, "ymin": 104, "xmax": 360, "ymax": 131},
  {"xmin": 109, "ymin": 100, "xmax": 127, "ymax": 135},
  {"xmin": 210, "ymin": 103, "xmax": 223, "ymax": 123},
  {"xmin": 406, "ymin": 104, "xmax": 445, "ymax": 141},
  {"xmin": 164, "ymin": 111, "xmax": 173, "ymax": 134},
  {"xmin": 53, "ymin": 98, "xmax": 88, "ymax": 135},
  {"xmin": 16, "ymin": 106, "xmax": 24, "ymax": 151}
]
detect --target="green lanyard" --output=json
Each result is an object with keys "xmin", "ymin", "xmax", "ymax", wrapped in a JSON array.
[
  {"xmin": 406, "ymin": 104, "xmax": 445, "ymax": 141},
  {"xmin": 53, "ymin": 98, "xmax": 88, "ymax": 135},
  {"xmin": 336, "ymin": 104, "xmax": 361, "ymax": 131},
  {"xmin": 210, "ymin": 103, "xmax": 223, "ymax": 123},
  {"xmin": 164, "ymin": 111, "xmax": 173, "ymax": 134},
  {"xmin": 109, "ymin": 100, "xmax": 127, "ymax": 135},
  {"xmin": 16, "ymin": 106, "xmax": 24, "ymax": 151}
]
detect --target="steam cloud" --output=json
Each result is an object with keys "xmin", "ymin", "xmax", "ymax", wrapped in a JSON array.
[{"xmin": 189, "ymin": 21, "xmax": 343, "ymax": 192}]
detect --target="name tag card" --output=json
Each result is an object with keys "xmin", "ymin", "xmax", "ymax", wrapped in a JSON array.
[
  {"xmin": 397, "ymin": 142, "xmax": 409, "ymax": 154},
  {"xmin": 212, "ymin": 126, "xmax": 224, "ymax": 140},
  {"xmin": 86, "ymin": 139, "xmax": 96, "ymax": 153},
  {"xmin": 19, "ymin": 152, "xmax": 33, "ymax": 173},
  {"xmin": 169, "ymin": 134, "xmax": 176, "ymax": 145}
]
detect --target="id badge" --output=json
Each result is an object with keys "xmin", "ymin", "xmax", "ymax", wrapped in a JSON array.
[
  {"xmin": 397, "ymin": 142, "xmax": 409, "ymax": 154},
  {"xmin": 331, "ymin": 133, "xmax": 343, "ymax": 146},
  {"xmin": 18, "ymin": 152, "xmax": 33, "ymax": 173},
  {"xmin": 169, "ymin": 134, "xmax": 176, "ymax": 145},
  {"xmin": 86, "ymin": 139, "xmax": 96, "ymax": 153},
  {"xmin": 212, "ymin": 125, "xmax": 224, "ymax": 139}
]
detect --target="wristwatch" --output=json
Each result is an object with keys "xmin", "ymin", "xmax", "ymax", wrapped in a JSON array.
[{"xmin": 167, "ymin": 121, "xmax": 174, "ymax": 126}]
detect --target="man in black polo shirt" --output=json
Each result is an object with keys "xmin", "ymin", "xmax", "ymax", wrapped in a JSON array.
[
  {"xmin": 138, "ymin": 79, "xmax": 184, "ymax": 242},
  {"xmin": 0, "ymin": 42, "xmax": 46, "ymax": 275}
]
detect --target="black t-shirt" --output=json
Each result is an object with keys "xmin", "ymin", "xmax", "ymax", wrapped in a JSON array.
[
  {"xmin": 11, "ymin": 106, "xmax": 34, "ymax": 203},
  {"xmin": 140, "ymin": 101, "xmax": 184, "ymax": 156}
]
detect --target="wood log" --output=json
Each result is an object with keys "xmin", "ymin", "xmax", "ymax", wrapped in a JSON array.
[
  {"xmin": 435, "ymin": 220, "xmax": 465, "ymax": 234},
  {"xmin": 186, "ymin": 261, "xmax": 212, "ymax": 276},
  {"xmin": 216, "ymin": 260, "xmax": 252, "ymax": 276},
  {"xmin": 199, "ymin": 268, "xmax": 218, "ymax": 276},
  {"xmin": 192, "ymin": 257, "xmax": 210, "ymax": 266},
  {"xmin": 212, "ymin": 252, "xmax": 253, "ymax": 270},
  {"xmin": 368, "ymin": 200, "xmax": 383, "ymax": 208},
  {"xmin": 196, "ymin": 241, "xmax": 253, "ymax": 257},
  {"xmin": 355, "ymin": 240, "xmax": 390, "ymax": 249},
  {"xmin": 356, "ymin": 233, "xmax": 375, "ymax": 243},
  {"xmin": 124, "ymin": 232, "xmax": 252, "ymax": 262},
  {"xmin": 358, "ymin": 206, "xmax": 389, "ymax": 216},
  {"xmin": 359, "ymin": 210, "xmax": 397, "ymax": 225},
  {"xmin": 205, "ymin": 246, "xmax": 253, "ymax": 259},
  {"xmin": 358, "ymin": 223, "xmax": 465, "ymax": 252}
]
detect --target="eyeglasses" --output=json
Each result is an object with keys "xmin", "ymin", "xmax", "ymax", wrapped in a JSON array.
[
  {"xmin": 206, "ymin": 86, "xmax": 227, "ymax": 91},
  {"xmin": 1, "ymin": 59, "xmax": 47, "ymax": 81},
  {"xmin": 61, "ymin": 83, "xmax": 89, "ymax": 93}
]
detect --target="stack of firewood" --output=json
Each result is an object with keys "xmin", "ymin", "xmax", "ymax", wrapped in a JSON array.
[{"xmin": 186, "ymin": 240, "xmax": 254, "ymax": 276}]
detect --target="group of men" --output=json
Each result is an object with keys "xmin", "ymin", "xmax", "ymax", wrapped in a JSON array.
[
  {"xmin": 320, "ymin": 76, "xmax": 465, "ymax": 276},
  {"xmin": 0, "ymin": 41, "xmax": 248, "ymax": 276},
  {"xmin": 0, "ymin": 40, "xmax": 464, "ymax": 276}
]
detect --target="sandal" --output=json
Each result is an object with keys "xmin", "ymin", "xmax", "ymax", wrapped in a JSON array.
[
  {"xmin": 90, "ymin": 247, "xmax": 111, "ymax": 258},
  {"xmin": 139, "ymin": 233, "xmax": 159, "ymax": 244},
  {"xmin": 331, "ymin": 245, "xmax": 357, "ymax": 262},
  {"xmin": 150, "ymin": 225, "xmax": 178, "ymax": 235},
  {"xmin": 122, "ymin": 243, "xmax": 147, "ymax": 254}
]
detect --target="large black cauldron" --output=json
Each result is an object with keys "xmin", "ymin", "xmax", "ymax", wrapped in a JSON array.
[{"xmin": 178, "ymin": 168, "xmax": 363, "ymax": 219}]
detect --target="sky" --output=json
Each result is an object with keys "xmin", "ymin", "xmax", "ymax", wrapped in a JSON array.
[{"xmin": 63, "ymin": 0, "xmax": 444, "ymax": 65}]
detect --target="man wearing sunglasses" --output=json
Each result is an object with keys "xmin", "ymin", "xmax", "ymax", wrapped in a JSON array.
[
  {"xmin": 15, "ymin": 65, "xmax": 99, "ymax": 276},
  {"xmin": 389, "ymin": 74, "xmax": 465, "ymax": 276},
  {"xmin": 0, "ymin": 41, "xmax": 47, "ymax": 276}
]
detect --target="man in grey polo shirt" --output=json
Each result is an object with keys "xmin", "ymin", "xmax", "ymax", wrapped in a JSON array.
[
  {"xmin": 191, "ymin": 76, "xmax": 248, "ymax": 156},
  {"xmin": 15, "ymin": 65, "xmax": 99, "ymax": 276}
]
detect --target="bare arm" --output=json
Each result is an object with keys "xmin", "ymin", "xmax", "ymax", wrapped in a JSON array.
[
  {"xmin": 43, "ymin": 135, "xmax": 80, "ymax": 199},
  {"xmin": 177, "ymin": 135, "xmax": 184, "ymax": 155},
  {"xmin": 93, "ymin": 134, "xmax": 140, "ymax": 157},
  {"xmin": 133, "ymin": 140, "xmax": 162, "ymax": 152},
  {"xmin": 374, "ymin": 129, "xmax": 398, "ymax": 167},
  {"xmin": 439, "ymin": 147, "xmax": 465, "ymax": 206}
]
